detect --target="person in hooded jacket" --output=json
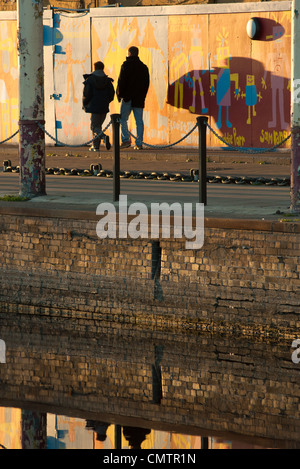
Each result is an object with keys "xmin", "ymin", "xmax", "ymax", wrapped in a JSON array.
[
  {"xmin": 117, "ymin": 46, "xmax": 150, "ymax": 150},
  {"xmin": 83, "ymin": 61, "xmax": 115, "ymax": 151}
]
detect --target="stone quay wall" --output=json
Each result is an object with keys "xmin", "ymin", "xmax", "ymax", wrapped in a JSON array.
[{"xmin": 0, "ymin": 208, "xmax": 299, "ymax": 339}]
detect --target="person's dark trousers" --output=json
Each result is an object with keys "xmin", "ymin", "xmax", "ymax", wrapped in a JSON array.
[{"xmin": 91, "ymin": 113, "xmax": 106, "ymax": 149}]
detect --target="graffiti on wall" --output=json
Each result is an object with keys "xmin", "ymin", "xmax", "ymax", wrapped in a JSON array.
[
  {"xmin": 167, "ymin": 12, "xmax": 291, "ymax": 148},
  {"xmin": 0, "ymin": 9, "xmax": 292, "ymax": 148}
]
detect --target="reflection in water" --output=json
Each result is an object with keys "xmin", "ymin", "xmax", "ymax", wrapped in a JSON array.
[
  {"xmin": 0, "ymin": 409, "xmax": 268, "ymax": 449},
  {"xmin": 0, "ymin": 314, "xmax": 299, "ymax": 449}
]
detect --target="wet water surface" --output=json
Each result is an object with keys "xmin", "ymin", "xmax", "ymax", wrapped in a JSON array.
[{"xmin": 0, "ymin": 316, "xmax": 299, "ymax": 449}]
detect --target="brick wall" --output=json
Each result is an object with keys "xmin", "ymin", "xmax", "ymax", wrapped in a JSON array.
[
  {"xmin": 0, "ymin": 208, "xmax": 299, "ymax": 447},
  {"xmin": 0, "ymin": 210, "xmax": 299, "ymax": 338}
]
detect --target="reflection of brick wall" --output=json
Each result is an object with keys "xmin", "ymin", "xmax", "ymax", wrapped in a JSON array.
[
  {"xmin": 0, "ymin": 0, "xmax": 16, "ymax": 10},
  {"xmin": 0, "ymin": 209, "xmax": 299, "ymax": 447}
]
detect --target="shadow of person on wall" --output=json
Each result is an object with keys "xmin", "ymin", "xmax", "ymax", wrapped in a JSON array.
[
  {"xmin": 167, "ymin": 56, "xmax": 290, "ymax": 147},
  {"xmin": 167, "ymin": 20, "xmax": 290, "ymax": 147}
]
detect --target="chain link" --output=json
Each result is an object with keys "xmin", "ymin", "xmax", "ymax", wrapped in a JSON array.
[
  {"xmin": 128, "ymin": 123, "xmax": 198, "ymax": 149},
  {"xmin": 37, "ymin": 120, "xmax": 112, "ymax": 147},
  {"xmin": 0, "ymin": 130, "xmax": 19, "ymax": 144},
  {"xmin": 0, "ymin": 119, "xmax": 291, "ymax": 154},
  {"xmin": 1, "ymin": 117, "xmax": 291, "ymax": 187}
]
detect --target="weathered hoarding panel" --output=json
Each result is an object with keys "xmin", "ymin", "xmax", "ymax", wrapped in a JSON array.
[
  {"xmin": 167, "ymin": 10, "xmax": 291, "ymax": 148},
  {"xmin": 0, "ymin": 4, "xmax": 292, "ymax": 149},
  {"xmin": 91, "ymin": 15, "xmax": 169, "ymax": 146},
  {"xmin": 52, "ymin": 11, "xmax": 91, "ymax": 146},
  {"xmin": 167, "ymin": 14, "xmax": 210, "ymax": 148},
  {"xmin": 251, "ymin": 11, "xmax": 291, "ymax": 149},
  {"xmin": 0, "ymin": 18, "xmax": 18, "ymax": 144}
]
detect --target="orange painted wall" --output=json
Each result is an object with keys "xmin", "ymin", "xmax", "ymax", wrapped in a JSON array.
[
  {"xmin": 0, "ymin": 407, "xmax": 21, "ymax": 449},
  {"xmin": 0, "ymin": 7, "xmax": 292, "ymax": 149},
  {"xmin": 0, "ymin": 20, "xmax": 18, "ymax": 145},
  {"xmin": 166, "ymin": 11, "xmax": 291, "ymax": 148},
  {"xmin": 91, "ymin": 9, "xmax": 291, "ymax": 149}
]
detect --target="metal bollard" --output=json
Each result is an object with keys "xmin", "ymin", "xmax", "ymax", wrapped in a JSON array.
[
  {"xmin": 201, "ymin": 437, "xmax": 209, "ymax": 449},
  {"xmin": 114, "ymin": 424, "xmax": 122, "ymax": 449},
  {"xmin": 111, "ymin": 114, "xmax": 121, "ymax": 202},
  {"xmin": 196, "ymin": 116, "xmax": 208, "ymax": 205}
]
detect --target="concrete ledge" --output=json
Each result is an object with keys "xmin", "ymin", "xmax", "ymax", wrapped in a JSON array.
[
  {"xmin": 0, "ymin": 203, "xmax": 299, "ymax": 233},
  {"xmin": 90, "ymin": 2, "xmax": 292, "ymax": 17}
]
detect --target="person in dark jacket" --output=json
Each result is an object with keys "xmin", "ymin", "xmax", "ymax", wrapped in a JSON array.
[
  {"xmin": 116, "ymin": 46, "xmax": 150, "ymax": 150},
  {"xmin": 83, "ymin": 61, "xmax": 115, "ymax": 151}
]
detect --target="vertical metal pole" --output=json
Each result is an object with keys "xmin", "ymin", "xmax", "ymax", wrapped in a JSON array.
[
  {"xmin": 21, "ymin": 410, "xmax": 47, "ymax": 449},
  {"xmin": 111, "ymin": 114, "xmax": 121, "ymax": 202},
  {"xmin": 291, "ymin": 0, "xmax": 300, "ymax": 212},
  {"xmin": 201, "ymin": 436, "xmax": 209, "ymax": 449},
  {"xmin": 17, "ymin": 0, "xmax": 46, "ymax": 198},
  {"xmin": 196, "ymin": 116, "xmax": 208, "ymax": 205},
  {"xmin": 114, "ymin": 425, "xmax": 122, "ymax": 449}
]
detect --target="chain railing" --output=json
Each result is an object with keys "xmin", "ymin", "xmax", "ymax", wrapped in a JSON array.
[
  {"xmin": 205, "ymin": 120, "xmax": 291, "ymax": 154},
  {"xmin": 127, "ymin": 124, "xmax": 198, "ymax": 150},
  {"xmin": 128, "ymin": 120, "xmax": 291, "ymax": 154},
  {"xmin": 0, "ymin": 130, "xmax": 19, "ymax": 145},
  {"xmin": 38, "ymin": 120, "xmax": 112, "ymax": 148},
  {"xmin": 1, "ymin": 118, "xmax": 290, "ymax": 153},
  {"xmin": 1, "ymin": 118, "xmax": 292, "ymax": 201}
]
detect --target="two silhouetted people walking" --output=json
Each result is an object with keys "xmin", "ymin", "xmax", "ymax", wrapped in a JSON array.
[{"xmin": 83, "ymin": 47, "xmax": 149, "ymax": 151}]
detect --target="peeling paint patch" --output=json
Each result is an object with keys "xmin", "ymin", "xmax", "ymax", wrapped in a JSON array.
[
  {"xmin": 19, "ymin": 120, "xmax": 46, "ymax": 198},
  {"xmin": 18, "ymin": 0, "xmax": 45, "ymax": 198},
  {"xmin": 291, "ymin": 125, "xmax": 300, "ymax": 211}
]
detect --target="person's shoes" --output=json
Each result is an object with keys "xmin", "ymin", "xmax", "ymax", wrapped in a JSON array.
[
  {"xmin": 133, "ymin": 145, "xmax": 143, "ymax": 150},
  {"xmin": 89, "ymin": 146, "xmax": 99, "ymax": 152},
  {"xmin": 105, "ymin": 135, "xmax": 111, "ymax": 150},
  {"xmin": 120, "ymin": 141, "xmax": 131, "ymax": 149}
]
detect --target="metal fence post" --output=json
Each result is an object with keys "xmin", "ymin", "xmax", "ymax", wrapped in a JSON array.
[
  {"xmin": 111, "ymin": 114, "xmax": 121, "ymax": 202},
  {"xmin": 114, "ymin": 425, "xmax": 122, "ymax": 449},
  {"xmin": 291, "ymin": 0, "xmax": 300, "ymax": 213},
  {"xmin": 17, "ymin": 0, "xmax": 46, "ymax": 198},
  {"xmin": 196, "ymin": 116, "xmax": 208, "ymax": 205}
]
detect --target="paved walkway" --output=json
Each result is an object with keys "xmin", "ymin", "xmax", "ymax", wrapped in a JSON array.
[
  {"xmin": 0, "ymin": 143, "xmax": 291, "ymax": 176},
  {"xmin": 0, "ymin": 145, "xmax": 299, "ymax": 226}
]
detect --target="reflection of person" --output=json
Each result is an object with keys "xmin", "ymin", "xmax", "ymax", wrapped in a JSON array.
[
  {"xmin": 117, "ymin": 46, "xmax": 150, "ymax": 150},
  {"xmin": 83, "ymin": 61, "xmax": 115, "ymax": 151}
]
